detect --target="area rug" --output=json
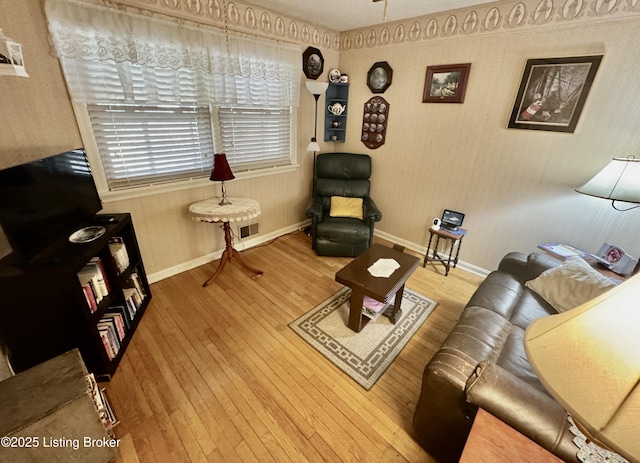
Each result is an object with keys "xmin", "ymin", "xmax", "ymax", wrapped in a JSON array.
[{"xmin": 289, "ymin": 287, "xmax": 437, "ymax": 390}]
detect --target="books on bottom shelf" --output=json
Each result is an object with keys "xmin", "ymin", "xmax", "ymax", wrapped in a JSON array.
[
  {"xmin": 97, "ymin": 317, "xmax": 121, "ymax": 361},
  {"xmin": 97, "ymin": 272, "xmax": 146, "ymax": 361},
  {"xmin": 98, "ymin": 307, "xmax": 132, "ymax": 361},
  {"xmin": 362, "ymin": 295, "xmax": 393, "ymax": 321}
]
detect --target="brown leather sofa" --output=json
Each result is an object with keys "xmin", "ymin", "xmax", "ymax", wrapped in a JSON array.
[{"xmin": 413, "ymin": 252, "xmax": 579, "ymax": 463}]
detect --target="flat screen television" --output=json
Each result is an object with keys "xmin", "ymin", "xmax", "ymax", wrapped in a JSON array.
[{"xmin": 0, "ymin": 148, "xmax": 103, "ymax": 263}]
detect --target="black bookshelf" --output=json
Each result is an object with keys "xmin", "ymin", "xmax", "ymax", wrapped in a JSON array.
[{"xmin": 0, "ymin": 213, "xmax": 151, "ymax": 381}]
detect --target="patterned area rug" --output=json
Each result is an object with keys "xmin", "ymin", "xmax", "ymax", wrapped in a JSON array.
[{"xmin": 289, "ymin": 287, "xmax": 437, "ymax": 390}]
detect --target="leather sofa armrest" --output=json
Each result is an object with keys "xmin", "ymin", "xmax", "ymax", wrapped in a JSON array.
[
  {"xmin": 497, "ymin": 252, "xmax": 560, "ymax": 284},
  {"xmin": 305, "ymin": 197, "xmax": 323, "ymax": 220},
  {"xmin": 362, "ymin": 197, "xmax": 382, "ymax": 222},
  {"xmin": 465, "ymin": 361, "xmax": 579, "ymax": 463},
  {"xmin": 497, "ymin": 252, "xmax": 529, "ymax": 276},
  {"xmin": 525, "ymin": 252, "xmax": 561, "ymax": 280}
]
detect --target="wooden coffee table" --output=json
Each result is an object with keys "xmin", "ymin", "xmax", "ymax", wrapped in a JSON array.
[{"xmin": 335, "ymin": 244, "xmax": 420, "ymax": 332}]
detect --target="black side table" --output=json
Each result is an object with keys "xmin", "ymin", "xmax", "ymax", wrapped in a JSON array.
[{"xmin": 423, "ymin": 227, "xmax": 467, "ymax": 276}]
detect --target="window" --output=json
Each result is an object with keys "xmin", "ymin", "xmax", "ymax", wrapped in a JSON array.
[
  {"xmin": 218, "ymin": 106, "xmax": 293, "ymax": 171},
  {"xmin": 88, "ymin": 104, "xmax": 215, "ymax": 190},
  {"xmin": 87, "ymin": 100, "xmax": 294, "ymax": 191},
  {"xmin": 45, "ymin": 0, "xmax": 301, "ymax": 194}
]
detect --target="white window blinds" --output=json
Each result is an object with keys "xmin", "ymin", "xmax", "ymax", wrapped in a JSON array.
[
  {"xmin": 218, "ymin": 106, "xmax": 292, "ymax": 171},
  {"xmin": 89, "ymin": 104, "xmax": 214, "ymax": 190}
]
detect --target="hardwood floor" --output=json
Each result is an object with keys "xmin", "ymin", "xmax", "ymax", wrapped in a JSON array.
[{"xmin": 106, "ymin": 232, "xmax": 483, "ymax": 463}]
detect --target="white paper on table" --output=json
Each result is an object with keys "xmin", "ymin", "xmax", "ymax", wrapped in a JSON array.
[{"xmin": 367, "ymin": 258, "xmax": 400, "ymax": 278}]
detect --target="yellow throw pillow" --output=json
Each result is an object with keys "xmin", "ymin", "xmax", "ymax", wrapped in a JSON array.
[
  {"xmin": 329, "ymin": 196, "xmax": 364, "ymax": 220},
  {"xmin": 525, "ymin": 257, "xmax": 617, "ymax": 313}
]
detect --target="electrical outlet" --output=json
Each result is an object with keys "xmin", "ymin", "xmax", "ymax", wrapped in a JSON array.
[{"xmin": 239, "ymin": 223, "xmax": 259, "ymax": 238}]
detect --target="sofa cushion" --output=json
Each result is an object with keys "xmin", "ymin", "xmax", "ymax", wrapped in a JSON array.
[
  {"xmin": 525, "ymin": 257, "xmax": 617, "ymax": 312},
  {"xmin": 495, "ymin": 325, "xmax": 547, "ymax": 393},
  {"xmin": 508, "ymin": 290, "xmax": 557, "ymax": 331},
  {"xmin": 465, "ymin": 271, "xmax": 524, "ymax": 319}
]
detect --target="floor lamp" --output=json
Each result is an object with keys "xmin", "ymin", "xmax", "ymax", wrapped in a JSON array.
[
  {"xmin": 575, "ymin": 155, "xmax": 640, "ymax": 211},
  {"xmin": 304, "ymin": 81, "xmax": 328, "ymax": 235},
  {"xmin": 305, "ymin": 80, "xmax": 329, "ymax": 193}
]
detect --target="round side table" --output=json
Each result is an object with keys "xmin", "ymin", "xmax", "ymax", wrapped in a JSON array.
[{"xmin": 189, "ymin": 197, "xmax": 263, "ymax": 286}]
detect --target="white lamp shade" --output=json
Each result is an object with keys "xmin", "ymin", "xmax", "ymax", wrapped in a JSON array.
[
  {"xmin": 576, "ymin": 158, "xmax": 640, "ymax": 203},
  {"xmin": 305, "ymin": 80, "xmax": 329, "ymax": 96},
  {"xmin": 306, "ymin": 140, "xmax": 320, "ymax": 152},
  {"xmin": 524, "ymin": 274, "xmax": 640, "ymax": 463}
]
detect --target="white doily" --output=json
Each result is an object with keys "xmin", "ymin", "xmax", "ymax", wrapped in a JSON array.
[
  {"xmin": 568, "ymin": 415, "xmax": 629, "ymax": 463},
  {"xmin": 367, "ymin": 258, "xmax": 400, "ymax": 278}
]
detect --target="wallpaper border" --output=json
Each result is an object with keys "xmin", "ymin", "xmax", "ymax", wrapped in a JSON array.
[{"xmin": 108, "ymin": 0, "xmax": 640, "ymax": 51}]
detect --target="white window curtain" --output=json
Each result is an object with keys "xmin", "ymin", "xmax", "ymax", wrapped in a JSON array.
[
  {"xmin": 44, "ymin": 0, "xmax": 299, "ymax": 191},
  {"xmin": 44, "ymin": 0, "xmax": 301, "ymax": 107}
]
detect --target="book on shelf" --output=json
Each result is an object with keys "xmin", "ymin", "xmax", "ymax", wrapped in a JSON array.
[
  {"xmin": 101, "ymin": 312, "xmax": 126, "ymax": 341},
  {"xmin": 129, "ymin": 272, "xmax": 146, "ymax": 298},
  {"xmin": 537, "ymin": 243, "xmax": 588, "ymax": 261},
  {"xmin": 97, "ymin": 320, "xmax": 119, "ymax": 347},
  {"xmin": 123, "ymin": 274, "xmax": 145, "ymax": 311},
  {"xmin": 97, "ymin": 316, "xmax": 121, "ymax": 360},
  {"xmin": 98, "ymin": 328, "xmax": 117, "ymax": 360},
  {"xmin": 108, "ymin": 237, "xmax": 130, "ymax": 275},
  {"xmin": 81, "ymin": 284, "xmax": 99, "ymax": 313},
  {"xmin": 89, "ymin": 257, "xmax": 111, "ymax": 293},
  {"xmin": 108, "ymin": 305, "xmax": 132, "ymax": 330},
  {"xmin": 77, "ymin": 258, "xmax": 110, "ymax": 307}
]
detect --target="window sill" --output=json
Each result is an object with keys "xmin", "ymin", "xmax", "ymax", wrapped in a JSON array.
[{"xmin": 99, "ymin": 163, "xmax": 299, "ymax": 204}]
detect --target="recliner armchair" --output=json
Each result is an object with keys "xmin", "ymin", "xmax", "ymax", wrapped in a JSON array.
[{"xmin": 305, "ymin": 152, "xmax": 382, "ymax": 257}]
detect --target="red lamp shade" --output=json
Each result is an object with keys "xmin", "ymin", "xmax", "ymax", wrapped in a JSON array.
[{"xmin": 210, "ymin": 153, "xmax": 235, "ymax": 181}]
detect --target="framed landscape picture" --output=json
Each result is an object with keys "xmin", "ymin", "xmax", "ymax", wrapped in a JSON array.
[
  {"xmin": 422, "ymin": 63, "xmax": 471, "ymax": 103},
  {"xmin": 508, "ymin": 55, "xmax": 603, "ymax": 133}
]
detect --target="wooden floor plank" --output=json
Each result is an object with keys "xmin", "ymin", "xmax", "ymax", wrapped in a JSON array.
[{"xmin": 108, "ymin": 232, "xmax": 483, "ymax": 463}]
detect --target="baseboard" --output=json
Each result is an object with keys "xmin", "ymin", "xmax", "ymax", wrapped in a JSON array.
[
  {"xmin": 148, "ymin": 221, "xmax": 489, "ymax": 284},
  {"xmin": 373, "ymin": 229, "xmax": 490, "ymax": 278},
  {"xmin": 147, "ymin": 220, "xmax": 309, "ymax": 283}
]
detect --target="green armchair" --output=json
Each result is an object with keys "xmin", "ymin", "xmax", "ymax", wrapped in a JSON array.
[{"xmin": 305, "ymin": 152, "xmax": 382, "ymax": 257}]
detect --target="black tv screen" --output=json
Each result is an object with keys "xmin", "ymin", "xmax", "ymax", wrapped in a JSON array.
[{"xmin": 0, "ymin": 148, "xmax": 103, "ymax": 262}]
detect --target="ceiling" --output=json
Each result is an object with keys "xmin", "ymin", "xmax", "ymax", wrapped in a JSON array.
[{"xmin": 250, "ymin": 0, "xmax": 499, "ymax": 32}]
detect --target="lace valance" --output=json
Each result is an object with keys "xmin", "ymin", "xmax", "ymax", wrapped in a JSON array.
[{"xmin": 44, "ymin": 0, "xmax": 300, "ymax": 106}]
